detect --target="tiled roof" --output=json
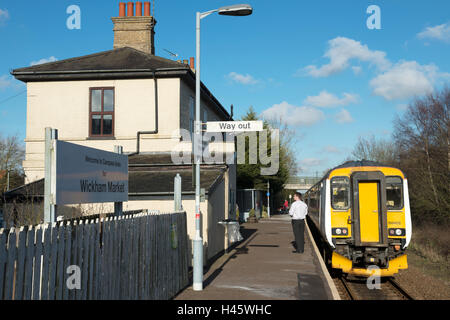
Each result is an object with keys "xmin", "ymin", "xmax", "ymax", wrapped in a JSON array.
[{"xmin": 12, "ymin": 47, "xmax": 188, "ymax": 75}]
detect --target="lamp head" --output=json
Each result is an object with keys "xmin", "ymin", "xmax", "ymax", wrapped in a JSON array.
[{"xmin": 218, "ymin": 4, "xmax": 253, "ymax": 16}]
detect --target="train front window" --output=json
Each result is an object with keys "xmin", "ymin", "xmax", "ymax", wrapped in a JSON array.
[
  {"xmin": 331, "ymin": 177, "xmax": 350, "ymax": 210},
  {"xmin": 386, "ymin": 176, "xmax": 403, "ymax": 209}
]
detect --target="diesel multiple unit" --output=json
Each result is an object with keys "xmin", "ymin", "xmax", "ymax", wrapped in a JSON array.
[{"xmin": 304, "ymin": 161, "xmax": 411, "ymax": 277}]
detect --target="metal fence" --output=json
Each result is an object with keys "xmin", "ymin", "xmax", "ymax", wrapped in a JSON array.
[{"xmin": 0, "ymin": 211, "xmax": 189, "ymax": 300}]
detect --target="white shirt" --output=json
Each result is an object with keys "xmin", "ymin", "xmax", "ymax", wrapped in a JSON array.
[{"xmin": 289, "ymin": 200, "xmax": 308, "ymax": 220}]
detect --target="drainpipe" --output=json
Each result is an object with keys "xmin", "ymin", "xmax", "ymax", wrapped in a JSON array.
[{"xmin": 129, "ymin": 70, "xmax": 159, "ymax": 156}]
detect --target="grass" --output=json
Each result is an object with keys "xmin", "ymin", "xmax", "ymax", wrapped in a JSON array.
[{"xmin": 407, "ymin": 222, "xmax": 450, "ymax": 282}]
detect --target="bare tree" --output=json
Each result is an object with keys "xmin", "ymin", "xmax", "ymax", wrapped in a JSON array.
[
  {"xmin": 351, "ymin": 134, "xmax": 397, "ymax": 165},
  {"xmin": 0, "ymin": 133, "xmax": 25, "ymax": 171},
  {"xmin": 0, "ymin": 133, "xmax": 25, "ymax": 191},
  {"xmin": 393, "ymin": 87, "xmax": 450, "ymax": 222}
]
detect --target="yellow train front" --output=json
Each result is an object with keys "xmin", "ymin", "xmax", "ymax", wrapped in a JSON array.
[{"xmin": 304, "ymin": 160, "xmax": 412, "ymax": 277}]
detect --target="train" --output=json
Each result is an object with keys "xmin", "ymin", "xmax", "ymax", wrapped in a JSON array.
[{"xmin": 304, "ymin": 160, "xmax": 411, "ymax": 277}]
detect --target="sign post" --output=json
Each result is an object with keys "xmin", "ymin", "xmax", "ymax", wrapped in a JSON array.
[
  {"xmin": 44, "ymin": 127, "xmax": 58, "ymax": 223},
  {"xmin": 267, "ymin": 180, "xmax": 271, "ymax": 219},
  {"xmin": 174, "ymin": 173, "xmax": 182, "ymax": 211},
  {"xmin": 114, "ymin": 145, "xmax": 124, "ymax": 216}
]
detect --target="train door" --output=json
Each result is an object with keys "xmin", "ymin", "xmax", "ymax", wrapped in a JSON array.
[
  {"xmin": 358, "ymin": 182, "xmax": 380, "ymax": 243},
  {"xmin": 351, "ymin": 171, "xmax": 388, "ymax": 246}
]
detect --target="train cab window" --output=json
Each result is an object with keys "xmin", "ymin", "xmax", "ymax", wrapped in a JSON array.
[
  {"xmin": 386, "ymin": 176, "xmax": 403, "ymax": 210},
  {"xmin": 331, "ymin": 177, "xmax": 350, "ymax": 210}
]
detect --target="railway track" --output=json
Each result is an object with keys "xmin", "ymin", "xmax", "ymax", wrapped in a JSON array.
[
  {"xmin": 334, "ymin": 275, "xmax": 414, "ymax": 300},
  {"xmin": 306, "ymin": 217, "xmax": 414, "ymax": 300}
]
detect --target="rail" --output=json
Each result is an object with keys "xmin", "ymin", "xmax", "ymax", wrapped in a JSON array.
[{"xmin": 335, "ymin": 275, "xmax": 414, "ymax": 300}]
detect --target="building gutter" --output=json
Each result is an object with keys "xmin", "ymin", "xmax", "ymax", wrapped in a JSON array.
[
  {"xmin": 11, "ymin": 67, "xmax": 190, "ymax": 75},
  {"xmin": 11, "ymin": 68, "xmax": 190, "ymax": 82}
]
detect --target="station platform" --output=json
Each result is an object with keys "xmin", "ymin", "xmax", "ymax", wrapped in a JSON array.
[{"xmin": 175, "ymin": 214, "xmax": 340, "ymax": 300}]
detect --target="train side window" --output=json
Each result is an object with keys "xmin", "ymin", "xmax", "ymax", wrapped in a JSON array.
[
  {"xmin": 331, "ymin": 177, "xmax": 350, "ymax": 210},
  {"xmin": 386, "ymin": 176, "xmax": 403, "ymax": 210}
]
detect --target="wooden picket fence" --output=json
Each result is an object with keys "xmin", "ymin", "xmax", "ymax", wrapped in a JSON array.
[{"xmin": 0, "ymin": 211, "xmax": 189, "ymax": 300}]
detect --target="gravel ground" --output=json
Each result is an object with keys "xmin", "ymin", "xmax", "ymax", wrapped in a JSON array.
[{"xmin": 394, "ymin": 253, "xmax": 450, "ymax": 300}]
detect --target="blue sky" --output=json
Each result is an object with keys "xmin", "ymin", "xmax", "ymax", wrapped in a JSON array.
[{"xmin": 0, "ymin": 0, "xmax": 449, "ymax": 175}]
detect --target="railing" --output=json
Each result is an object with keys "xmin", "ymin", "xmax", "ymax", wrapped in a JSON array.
[{"xmin": 0, "ymin": 211, "xmax": 189, "ymax": 300}]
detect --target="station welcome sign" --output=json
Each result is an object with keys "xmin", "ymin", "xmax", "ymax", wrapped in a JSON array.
[{"xmin": 53, "ymin": 141, "xmax": 128, "ymax": 205}]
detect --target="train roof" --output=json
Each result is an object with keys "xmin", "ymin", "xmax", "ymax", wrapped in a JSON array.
[
  {"xmin": 306, "ymin": 160, "xmax": 401, "ymax": 193},
  {"xmin": 324, "ymin": 160, "xmax": 403, "ymax": 179},
  {"xmin": 331, "ymin": 160, "xmax": 387, "ymax": 170}
]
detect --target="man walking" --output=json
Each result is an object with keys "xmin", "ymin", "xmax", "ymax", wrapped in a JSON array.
[{"xmin": 289, "ymin": 192, "xmax": 308, "ymax": 253}]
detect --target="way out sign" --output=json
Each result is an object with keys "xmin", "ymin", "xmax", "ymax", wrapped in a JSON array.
[
  {"xmin": 53, "ymin": 141, "xmax": 128, "ymax": 205},
  {"xmin": 206, "ymin": 121, "xmax": 263, "ymax": 133}
]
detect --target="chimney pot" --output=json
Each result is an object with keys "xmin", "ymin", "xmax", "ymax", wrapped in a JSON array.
[
  {"xmin": 127, "ymin": 2, "xmax": 134, "ymax": 17},
  {"xmin": 190, "ymin": 57, "xmax": 195, "ymax": 70},
  {"xmin": 119, "ymin": 3, "xmax": 126, "ymax": 17},
  {"xmin": 144, "ymin": 2, "xmax": 151, "ymax": 16},
  {"xmin": 113, "ymin": 1, "xmax": 156, "ymax": 55},
  {"xmin": 135, "ymin": 2, "xmax": 143, "ymax": 16}
]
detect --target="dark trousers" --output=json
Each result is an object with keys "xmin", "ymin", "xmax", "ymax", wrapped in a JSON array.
[{"xmin": 291, "ymin": 219, "xmax": 305, "ymax": 252}]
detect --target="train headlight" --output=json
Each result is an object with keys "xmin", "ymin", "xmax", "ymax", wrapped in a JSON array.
[
  {"xmin": 388, "ymin": 228, "xmax": 405, "ymax": 236},
  {"xmin": 332, "ymin": 228, "xmax": 348, "ymax": 236}
]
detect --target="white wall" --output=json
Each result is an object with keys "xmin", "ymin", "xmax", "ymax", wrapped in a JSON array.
[{"xmin": 24, "ymin": 78, "xmax": 180, "ymax": 182}]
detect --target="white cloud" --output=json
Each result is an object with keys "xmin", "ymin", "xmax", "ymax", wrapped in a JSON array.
[
  {"xmin": 396, "ymin": 104, "xmax": 409, "ymax": 111},
  {"xmin": 30, "ymin": 56, "xmax": 58, "ymax": 66},
  {"xmin": 298, "ymin": 158, "xmax": 326, "ymax": 174},
  {"xmin": 227, "ymin": 72, "xmax": 258, "ymax": 85},
  {"xmin": 417, "ymin": 22, "xmax": 450, "ymax": 43},
  {"xmin": 369, "ymin": 61, "xmax": 441, "ymax": 100},
  {"xmin": 302, "ymin": 37, "xmax": 391, "ymax": 77},
  {"xmin": 0, "ymin": 75, "xmax": 12, "ymax": 90},
  {"xmin": 322, "ymin": 145, "xmax": 341, "ymax": 154},
  {"xmin": 261, "ymin": 101, "xmax": 325, "ymax": 127},
  {"xmin": 302, "ymin": 36, "xmax": 450, "ymax": 102},
  {"xmin": 0, "ymin": 9, "xmax": 9, "ymax": 25},
  {"xmin": 334, "ymin": 109, "xmax": 354, "ymax": 124},
  {"xmin": 352, "ymin": 66, "xmax": 362, "ymax": 75},
  {"xmin": 300, "ymin": 158, "xmax": 323, "ymax": 167},
  {"xmin": 303, "ymin": 90, "xmax": 359, "ymax": 108}
]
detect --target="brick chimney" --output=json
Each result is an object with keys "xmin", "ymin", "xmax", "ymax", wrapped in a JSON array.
[{"xmin": 112, "ymin": 2, "xmax": 157, "ymax": 54}]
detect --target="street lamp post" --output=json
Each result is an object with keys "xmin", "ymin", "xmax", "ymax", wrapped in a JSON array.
[
  {"xmin": 193, "ymin": 4, "xmax": 253, "ymax": 292},
  {"xmin": 267, "ymin": 180, "xmax": 270, "ymax": 218}
]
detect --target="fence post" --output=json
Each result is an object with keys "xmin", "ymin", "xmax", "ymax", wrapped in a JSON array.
[
  {"xmin": 114, "ymin": 146, "xmax": 123, "ymax": 216},
  {"xmin": 174, "ymin": 174, "xmax": 182, "ymax": 211},
  {"xmin": 44, "ymin": 127, "xmax": 58, "ymax": 223}
]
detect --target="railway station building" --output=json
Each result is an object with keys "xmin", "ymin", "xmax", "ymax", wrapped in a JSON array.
[{"xmin": 5, "ymin": 2, "xmax": 237, "ymax": 265}]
